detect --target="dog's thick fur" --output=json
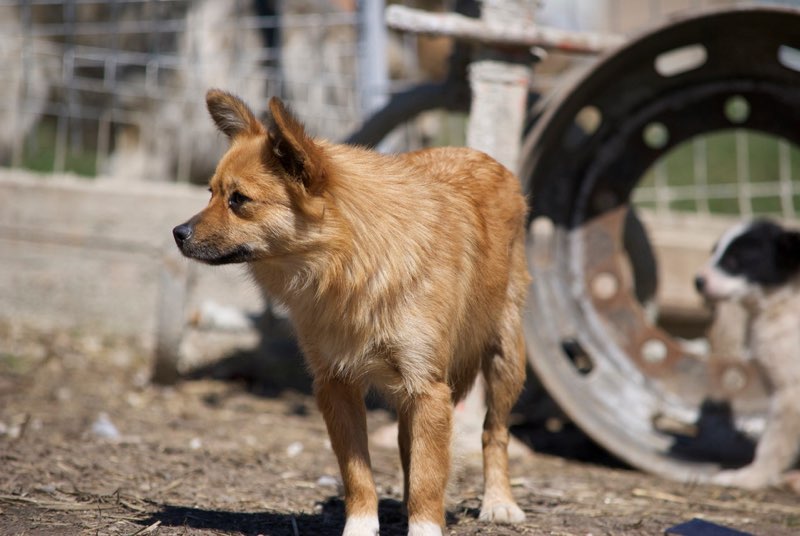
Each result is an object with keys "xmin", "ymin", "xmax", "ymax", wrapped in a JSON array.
[
  {"xmin": 696, "ymin": 219, "xmax": 800, "ymax": 489},
  {"xmin": 173, "ymin": 90, "xmax": 529, "ymax": 534}
]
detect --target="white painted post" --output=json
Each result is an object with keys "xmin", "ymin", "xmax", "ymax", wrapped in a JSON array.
[
  {"xmin": 466, "ymin": 1, "xmax": 537, "ymax": 171},
  {"xmin": 456, "ymin": 0, "xmax": 537, "ymax": 454}
]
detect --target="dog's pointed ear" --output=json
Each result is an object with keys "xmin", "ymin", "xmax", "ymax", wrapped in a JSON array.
[
  {"xmin": 206, "ymin": 89, "xmax": 265, "ymax": 139},
  {"xmin": 265, "ymin": 97, "xmax": 327, "ymax": 195},
  {"xmin": 777, "ymin": 228, "xmax": 800, "ymax": 275}
]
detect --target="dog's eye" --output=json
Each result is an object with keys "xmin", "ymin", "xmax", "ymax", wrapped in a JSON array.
[
  {"xmin": 720, "ymin": 256, "xmax": 739, "ymax": 272},
  {"xmin": 228, "ymin": 191, "xmax": 251, "ymax": 210}
]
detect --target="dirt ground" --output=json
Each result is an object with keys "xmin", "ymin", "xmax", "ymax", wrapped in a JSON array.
[{"xmin": 2, "ymin": 322, "xmax": 799, "ymax": 536}]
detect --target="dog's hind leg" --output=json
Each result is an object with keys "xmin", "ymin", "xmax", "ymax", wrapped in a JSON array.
[
  {"xmin": 398, "ymin": 409, "xmax": 411, "ymax": 508},
  {"xmin": 314, "ymin": 377, "xmax": 379, "ymax": 536},
  {"xmin": 479, "ymin": 313, "xmax": 526, "ymax": 523}
]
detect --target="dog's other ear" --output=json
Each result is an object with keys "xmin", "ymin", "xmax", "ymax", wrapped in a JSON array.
[
  {"xmin": 206, "ymin": 89, "xmax": 265, "ymax": 139},
  {"xmin": 777, "ymin": 228, "xmax": 800, "ymax": 276},
  {"xmin": 265, "ymin": 97, "xmax": 328, "ymax": 195}
]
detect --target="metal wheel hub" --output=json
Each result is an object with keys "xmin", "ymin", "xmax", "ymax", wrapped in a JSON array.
[{"xmin": 520, "ymin": 6, "xmax": 800, "ymax": 479}]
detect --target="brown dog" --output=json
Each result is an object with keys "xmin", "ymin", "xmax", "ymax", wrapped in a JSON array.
[{"xmin": 173, "ymin": 90, "xmax": 529, "ymax": 536}]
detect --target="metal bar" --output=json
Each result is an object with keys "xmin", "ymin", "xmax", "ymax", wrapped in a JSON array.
[
  {"xmin": 692, "ymin": 137, "xmax": 709, "ymax": 215},
  {"xmin": 24, "ymin": 12, "xmax": 357, "ymax": 39},
  {"xmin": 357, "ymin": 0, "xmax": 388, "ymax": 117},
  {"xmin": 636, "ymin": 180, "xmax": 794, "ymax": 202},
  {"xmin": 735, "ymin": 129, "xmax": 751, "ymax": 216},
  {"xmin": 778, "ymin": 139, "xmax": 795, "ymax": 218},
  {"xmin": 386, "ymin": 4, "xmax": 625, "ymax": 54},
  {"xmin": 653, "ymin": 162, "xmax": 669, "ymax": 214}
]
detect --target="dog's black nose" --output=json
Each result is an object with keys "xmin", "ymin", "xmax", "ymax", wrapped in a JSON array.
[
  {"xmin": 173, "ymin": 223, "xmax": 193, "ymax": 246},
  {"xmin": 694, "ymin": 275, "xmax": 705, "ymax": 293}
]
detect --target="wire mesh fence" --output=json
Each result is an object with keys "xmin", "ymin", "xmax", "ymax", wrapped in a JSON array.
[
  {"xmin": 634, "ymin": 130, "xmax": 800, "ymax": 219},
  {"xmin": 0, "ymin": 0, "xmax": 370, "ymax": 184}
]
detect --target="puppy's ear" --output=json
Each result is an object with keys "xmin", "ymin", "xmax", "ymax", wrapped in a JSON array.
[
  {"xmin": 777, "ymin": 229, "xmax": 800, "ymax": 275},
  {"xmin": 265, "ymin": 97, "xmax": 328, "ymax": 195},
  {"xmin": 206, "ymin": 89, "xmax": 265, "ymax": 139}
]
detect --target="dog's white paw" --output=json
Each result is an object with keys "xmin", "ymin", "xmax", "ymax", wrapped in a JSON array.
[
  {"xmin": 343, "ymin": 515, "xmax": 379, "ymax": 536},
  {"xmin": 479, "ymin": 500, "xmax": 526, "ymax": 523},
  {"xmin": 711, "ymin": 468, "xmax": 771, "ymax": 490},
  {"xmin": 407, "ymin": 521, "xmax": 443, "ymax": 536}
]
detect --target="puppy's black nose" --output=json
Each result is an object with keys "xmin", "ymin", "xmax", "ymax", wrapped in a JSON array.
[
  {"xmin": 173, "ymin": 223, "xmax": 193, "ymax": 247},
  {"xmin": 694, "ymin": 275, "xmax": 705, "ymax": 293}
]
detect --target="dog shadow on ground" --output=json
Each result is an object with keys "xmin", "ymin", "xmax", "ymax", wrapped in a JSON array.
[
  {"xmin": 140, "ymin": 497, "xmax": 460, "ymax": 536},
  {"xmin": 183, "ymin": 312, "xmax": 312, "ymax": 395}
]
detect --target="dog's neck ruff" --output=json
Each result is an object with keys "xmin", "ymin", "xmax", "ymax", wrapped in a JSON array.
[{"xmin": 744, "ymin": 276, "xmax": 800, "ymax": 315}]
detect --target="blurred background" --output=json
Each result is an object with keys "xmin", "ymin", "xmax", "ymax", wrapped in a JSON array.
[
  {"xmin": 3, "ymin": 0, "xmax": 798, "ymax": 346},
  {"xmin": 4, "ymin": 0, "xmax": 798, "ymax": 190}
]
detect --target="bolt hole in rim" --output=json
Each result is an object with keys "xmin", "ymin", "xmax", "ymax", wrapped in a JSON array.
[
  {"xmin": 519, "ymin": 7, "xmax": 800, "ymax": 480},
  {"xmin": 654, "ymin": 43, "xmax": 708, "ymax": 77}
]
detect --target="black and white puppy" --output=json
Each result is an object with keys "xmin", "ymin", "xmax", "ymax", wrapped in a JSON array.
[{"xmin": 695, "ymin": 219, "xmax": 800, "ymax": 489}]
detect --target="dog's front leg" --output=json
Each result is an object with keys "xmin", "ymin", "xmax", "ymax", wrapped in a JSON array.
[
  {"xmin": 398, "ymin": 382, "xmax": 452, "ymax": 536},
  {"xmin": 315, "ymin": 378, "xmax": 379, "ymax": 536},
  {"xmin": 712, "ymin": 390, "xmax": 800, "ymax": 489}
]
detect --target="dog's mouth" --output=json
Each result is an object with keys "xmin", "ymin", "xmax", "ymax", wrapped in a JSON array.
[
  {"xmin": 696, "ymin": 282, "xmax": 724, "ymax": 303},
  {"xmin": 179, "ymin": 242, "xmax": 255, "ymax": 265}
]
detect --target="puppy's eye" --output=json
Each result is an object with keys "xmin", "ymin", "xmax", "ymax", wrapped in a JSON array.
[{"xmin": 228, "ymin": 191, "xmax": 251, "ymax": 210}]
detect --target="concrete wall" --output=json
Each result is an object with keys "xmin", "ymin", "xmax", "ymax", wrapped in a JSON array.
[{"xmin": 0, "ymin": 170, "xmax": 264, "ymax": 350}]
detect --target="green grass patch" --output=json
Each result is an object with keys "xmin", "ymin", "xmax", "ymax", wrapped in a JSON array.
[
  {"xmin": 20, "ymin": 119, "xmax": 97, "ymax": 177},
  {"xmin": 0, "ymin": 352, "xmax": 33, "ymax": 375}
]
